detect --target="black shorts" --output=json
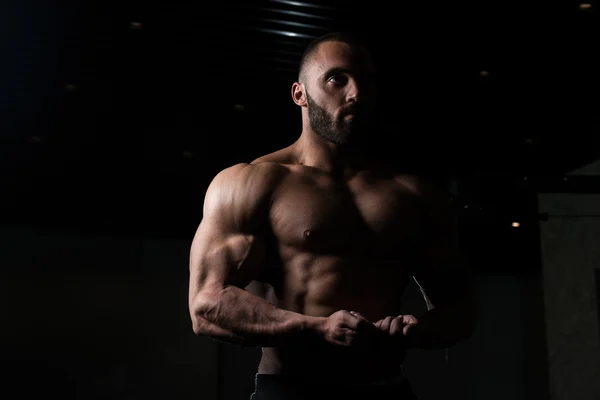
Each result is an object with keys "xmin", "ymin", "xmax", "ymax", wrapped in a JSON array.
[{"xmin": 249, "ymin": 373, "xmax": 419, "ymax": 400}]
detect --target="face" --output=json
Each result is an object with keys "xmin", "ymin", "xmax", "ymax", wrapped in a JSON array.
[{"xmin": 302, "ymin": 40, "xmax": 377, "ymax": 145}]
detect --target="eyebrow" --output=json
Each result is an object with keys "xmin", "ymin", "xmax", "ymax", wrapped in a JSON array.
[{"xmin": 321, "ymin": 67, "xmax": 352, "ymax": 79}]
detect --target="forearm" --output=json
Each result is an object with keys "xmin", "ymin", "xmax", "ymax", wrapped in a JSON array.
[
  {"xmin": 408, "ymin": 300, "xmax": 478, "ymax": 350},
  {"xmin": 191, "ymin": 285, "xmax": 325, "ymax": 347}
]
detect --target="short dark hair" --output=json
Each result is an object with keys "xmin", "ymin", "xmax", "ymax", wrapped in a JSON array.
[{"xmin": 297, "ymin": 31, "xmax": 366, "ymax": 84}]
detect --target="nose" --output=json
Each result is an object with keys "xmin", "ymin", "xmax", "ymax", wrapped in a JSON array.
[{"xmin": 345, "ymin": 78, "xmax": 360, "ymax": 103}]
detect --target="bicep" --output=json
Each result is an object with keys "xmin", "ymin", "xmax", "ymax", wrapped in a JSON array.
[
  {"xmin": 189, "ymin": 217, "xmax": 266, "ymax": 297},
  {"xmin": 189, "ymin": 163, "xmax": 274, "ymax": 297}
]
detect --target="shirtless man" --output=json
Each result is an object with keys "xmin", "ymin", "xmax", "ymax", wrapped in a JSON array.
[{"xmin": 188, "ymin": 32, "xmax": 478, "ymax": 399}]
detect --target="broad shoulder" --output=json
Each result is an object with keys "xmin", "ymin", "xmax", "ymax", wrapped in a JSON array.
[
  {"xmin": 362, "ymin": 160, "xmax": 445, "ymax": 196},
  {"xmin": 208, "ymin": 161, "xmax": 285, "ymax": 192},
  {"xmin": 203, "ymin": 160, "xmax": 289, "ymax": 216},
  {"xmin": 205, "ymin": 146, "xmax": 297, "ymax": 204},
  {"xmin": 393, "ymin": 173, "xmax": 450, "ymax": 202},
  {"xmin": 368, "ymin": 165, "xmax": 453, "ymax": 216}
]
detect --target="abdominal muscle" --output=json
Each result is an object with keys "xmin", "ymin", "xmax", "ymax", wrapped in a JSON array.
[{"xmin": 255, "ymin": 254, "xmax": 410, "ymax": 384}]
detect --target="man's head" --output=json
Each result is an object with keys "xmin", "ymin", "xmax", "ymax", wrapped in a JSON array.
[{"xmin": 292, "ymin": 32, "xmax": 377, "ymax": 146}]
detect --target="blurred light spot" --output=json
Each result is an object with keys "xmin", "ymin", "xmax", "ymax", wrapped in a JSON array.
[
  {"xmin": 130, "ymin": 21, "xmax": 143, "ymax": 29},
  {"xmin": 479, "ymin": 70, "xmax": 490, "ymax": 77},
  {"xmin": 512, "ymin": 221, "xmax": 520, "ymax": 228},
  {"xmin": 233, "ymin": 104, "xmax": 245, "ymax": 112},
  {"xmin": 182, "ymin": 151, "xmax": 193, "ymax": 159},
  {"xmin": 579, "ymin": 3, "xmax": 592, "ymax": 10}
]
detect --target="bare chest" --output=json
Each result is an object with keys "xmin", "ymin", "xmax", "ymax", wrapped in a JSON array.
[{"xmin": 269, "ymin": 173, "xmax": 422, "ymax": 257}]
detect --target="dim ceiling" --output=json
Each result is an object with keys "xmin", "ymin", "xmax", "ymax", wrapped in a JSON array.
[{"xmin": 3, "ymin": 0, "xmax": 599, "ymax": 237}]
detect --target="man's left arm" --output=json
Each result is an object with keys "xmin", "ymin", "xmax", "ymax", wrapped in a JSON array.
[{"xmin": 406, "ymin": 179, "xmax": 479, "ymax": 350}]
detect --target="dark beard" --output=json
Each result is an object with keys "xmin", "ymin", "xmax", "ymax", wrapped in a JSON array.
[{"xmin": 306, "ymin": 92, "xmax": 356, "ymax": 145}]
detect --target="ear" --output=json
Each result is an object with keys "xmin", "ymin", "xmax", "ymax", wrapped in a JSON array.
[{"xmin": 291, "ymin": 82, "xmax": 307, "ymax": 106}]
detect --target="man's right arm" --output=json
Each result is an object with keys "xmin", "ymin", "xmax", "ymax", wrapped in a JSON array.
[{"xmin": 188, "ymin": 163, "xmax": 325, "ymax": 347}]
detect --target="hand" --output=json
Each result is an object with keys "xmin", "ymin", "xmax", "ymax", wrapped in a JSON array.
[
  {"xmin": 321, "ymin": 310, "xmax": 380, "ymax": 350},
  {"xmin": 375, "ymin": 314, "xmax": 419, "ymax": 352},
  {"xmin": 350, "ymin": 311, "xmax": 419, "ymax": 343},
  {"xmin": 346, "ymin": 312, "xmax": 416, "ymax": 373},
  {"xmin": 373, "ymin": 314, "xmax": 418, "ymax": 338}
]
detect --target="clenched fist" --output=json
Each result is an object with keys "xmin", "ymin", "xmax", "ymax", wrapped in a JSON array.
[
  {"xmin": 350, "ymin": 311, "xmax": 418, "ymax": 351},
  {"xmin": 321, "ymin": 310, "xmax": 380, "ymax": 350},
  {"xmin": 372, "ymin": 314, "xmax": 418, "ymax": 338}
]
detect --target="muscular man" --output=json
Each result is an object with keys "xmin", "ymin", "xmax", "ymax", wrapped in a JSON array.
[{"xmin": 188, "ymin": 32, "xmax": 478, "ymax": 399}]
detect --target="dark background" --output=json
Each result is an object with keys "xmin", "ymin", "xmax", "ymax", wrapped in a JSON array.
[
  {"xmin": 3, "ymin": 0, "xmax": 599, "ymax": 240},
  {"xmin": 2, "ymin": 0, "xmax": 599, "ymax": 398}
]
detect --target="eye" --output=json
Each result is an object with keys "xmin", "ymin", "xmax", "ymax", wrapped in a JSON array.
[{"xmin": 328, "ymin": 74, "xmax": 348, "ymax": 86}]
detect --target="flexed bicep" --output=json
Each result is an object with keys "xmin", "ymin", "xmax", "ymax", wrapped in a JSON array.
[{"xmin": 188, "ymin": 162, "xmax": 285, "ymax": 319}]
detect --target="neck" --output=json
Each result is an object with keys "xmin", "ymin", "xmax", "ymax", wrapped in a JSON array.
[{"xmin": 293, "ymin": 129, "xmax": 365, "ymax": 176}]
